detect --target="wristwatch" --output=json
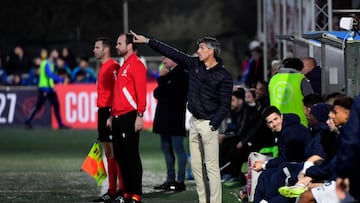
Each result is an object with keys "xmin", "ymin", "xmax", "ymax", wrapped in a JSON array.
[{"xmin": 137, "ymin": 112, "xmax": 144, "ymax": 117}]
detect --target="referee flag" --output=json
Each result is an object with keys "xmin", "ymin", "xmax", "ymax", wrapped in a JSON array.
[{"xmin": 81, "ymin": 141, "xmax": 107, "ymax": 186}]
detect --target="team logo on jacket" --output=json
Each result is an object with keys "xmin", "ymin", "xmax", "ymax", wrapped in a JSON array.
[
  {"xmin": 272, "ymin": 81, "xmax": 293, "ymax": 104},
  {"xmin": 121, "ymin": 64, "xmax": 130, "ymax": 77}
]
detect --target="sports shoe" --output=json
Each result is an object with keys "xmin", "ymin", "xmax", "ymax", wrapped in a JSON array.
[
  {"xmin": 59, "ymin": 124, "xmax": 71, "ymax": 129},
  {"xmin": 278, "ymin": 184, "xmax": 306, "ymax": 198},
  {"xmin": 153, "ymin": 181, "xmax": 174, "ymax": 191},
  {"xmin": 25, "ymin": 119, "xmax": 32, "ymax": 129},
  {"xmin": 112, "ymin": 194, "xmax": 126, "ymax": 203},
  {"xmin": 171, "ymin": 182, "xmax": 186, "ymax": 192},
  {"xmin": 92, "ymin": 192, "xmax": 115, "ymax": 202}
]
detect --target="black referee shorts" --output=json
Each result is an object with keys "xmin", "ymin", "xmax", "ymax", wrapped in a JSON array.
[{"xmin": 97, "ymin": 107, "xmax": 112, "ymax": 142}]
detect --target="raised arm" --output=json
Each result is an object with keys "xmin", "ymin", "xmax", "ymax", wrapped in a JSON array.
[{"xmin": 131, "ymin": 31, "xmax": 196, "ymax": 68}]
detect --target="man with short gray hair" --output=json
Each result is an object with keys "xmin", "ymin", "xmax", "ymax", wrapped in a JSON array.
[{"xmin": 131, "ymin": 31, "xmax": 233, "ymax": 203}]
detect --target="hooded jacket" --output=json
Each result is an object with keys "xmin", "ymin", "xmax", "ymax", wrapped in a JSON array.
[{"xmin": 265, "ymin": 113, "xmax": 311, "ymax": 169}]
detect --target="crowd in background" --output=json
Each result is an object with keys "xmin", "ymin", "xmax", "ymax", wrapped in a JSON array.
[{"xmin": 0, "ymin": 45, "xmax": 96, "ymax": 86}]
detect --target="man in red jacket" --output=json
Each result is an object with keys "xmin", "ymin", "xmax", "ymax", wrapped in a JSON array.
[
  {"xmin": 108, "ymin": 33, "xmax": 147, "ymax": 203},
  {"xmin": 92, "ymin": 37, "xmax": 124, "ymax": 202}
]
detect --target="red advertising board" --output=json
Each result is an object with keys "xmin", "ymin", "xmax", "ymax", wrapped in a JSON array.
[{"xmin": 53, "ymin": 82, "xmax": 157, "ymax": 129}]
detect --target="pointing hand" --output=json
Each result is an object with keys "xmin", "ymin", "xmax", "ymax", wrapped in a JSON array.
[{"xmin": 130, "ymin": 30, "xmax": 149, "ymax": 43}]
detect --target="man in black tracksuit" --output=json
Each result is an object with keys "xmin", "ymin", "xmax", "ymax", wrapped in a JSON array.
[{"xmin": 131, "ymin": 31, "xmax": 233, "ymax": 203}]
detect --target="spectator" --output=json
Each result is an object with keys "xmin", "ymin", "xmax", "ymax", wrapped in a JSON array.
[
  {"xmin": 249, "ymin": 80, "xmax": 275, "ymax": 151},
  {"xmin": 5, "ymin": 45, "xmax": 31, "ymax": 85},
  {"xmin": 71, "ymin": 57, "xmax": 96, "ymax": 83},
  {"xmin": 131, "ymin": 31, "xmax": 233, "ymax": 203},
  {"xmin": 245, "ymin": 88, "xmax": 257, "ymax": 107},
  {"xmin": 0, "ymin": 52, "xmax": 7, "ymax": 85},
  {"xmin": 270, "ymin": 60, "xmax": 281, "ymax": 79},
  {"xmin": 255, "ymin": 80, "xmax": 270, "ymax": 111},
  {"xmin": 269, "ymin": 57, "xmax": 313, "ymax": 127},
  {"xmin": 55, "ymin": 57, "xmax": 72, "ymax": 83},
  {"xmin": 302, "ymin": 57, "xmax": 321, "ymax": 95},
  {"xmin": 61, "ymin": 47, "xmax": 77, "ymax": 69},
  {"xmin": 219, "ymin": 88, "xmax": 265, "ymax": 185},
  {"xmin": 152, "ymin": 56, "xmax": 189, "ymax": 192},
  {"xmin": 27, "ymin": 57, "xmax": 42, "ymax": 86},
  {"xmin": 241, "ymin": 45, "xmax": 264, "ymax": 88}
]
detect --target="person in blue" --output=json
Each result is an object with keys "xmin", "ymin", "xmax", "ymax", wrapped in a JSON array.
[
  {"xmin": 252, "ymin": 106, "xmax": 312, "ymax": 203},
  {"xmin": 25, "ymin": 49, "xmax": 69, "ymax": 129},
  {"xmin": 336, "ymin": 95, "xmax": 360, "ymax": 202},
  {"xmin": 71, "ymin": 57, "xmax": 96, "ymax": 83},
  {"xmin": 302, "ymin": 57, "xmax": 321, "ymax": 95},
  {"xmin": 152, "ymin": 56, "xmax": 189, "ymax": 192},
  {"xmin": 292, "ymin": 96, "xmax": 355, "ymax": 203},
  {"xmin": 0, "ymin": 53, "xmax": 7, "ymax": 85},
  {"xmin": 27, "ymin": 57, "xmax": 41, "ymax": 86},
  {"xmin": 273, "ymin": 103, "xmax": 334, "ymax": 202}
]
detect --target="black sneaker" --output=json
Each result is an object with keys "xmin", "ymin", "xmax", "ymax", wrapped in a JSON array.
[
  {"xmin": 59, "ymin": 124, "xmax": 71, "ymax": 129},
  {"xmin": 92, "ymin": 192, "xmax": 115, "ymax": 202},
  {"xmin": 173, "ymin": 182, "xmax": 186, "ymax": 192},
  {"xmin": 153, "ymin": 181, "xmax": 174, "ymax": 190},
  {"xmin": 25, "ymin": 120, "xmax": 32, "ymax": 129},
  {"xmin": 112, "ymin": 194, "xmax": 126, "ymax": 203}
]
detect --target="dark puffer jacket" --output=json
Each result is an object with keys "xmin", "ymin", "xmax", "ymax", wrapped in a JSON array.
[{"xmin": 148, "ymin": 39, "xmax": 233, "ymax": 130}]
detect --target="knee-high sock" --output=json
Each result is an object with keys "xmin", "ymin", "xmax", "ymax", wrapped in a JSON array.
[
  {"xmin": 116, "ymin": 161, "xmax": 124, "ymax": 192},
  {"xmin": 107, "ymin": 158, "xmax": 117, "ymax": 195}
]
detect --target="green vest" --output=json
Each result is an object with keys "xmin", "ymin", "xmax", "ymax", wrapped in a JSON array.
[
  {"xmin": 38, "ymin": 60, "xmax": 54, "ymax": 88},
  {"xmin": 269, "ymin": 72, "xmax": 308, "ymax": 127}
]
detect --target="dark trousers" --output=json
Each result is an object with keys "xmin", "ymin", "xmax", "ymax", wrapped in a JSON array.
[
  {"xmin": 27, "ymin": 89, "xmax": 63, "ymax": 126},
  {"xmin": 220, "ymin": 136, "xmax": 250, "ymax": 177},
  {"xmin": 254, "ymin": 166, "xmax": 298, "ymax": 203},
  {"xmin": 112, "ymin": 111, "xmax": 143, "ymax": 195}
]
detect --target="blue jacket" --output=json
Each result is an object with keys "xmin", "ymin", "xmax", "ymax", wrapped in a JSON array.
[
  {"xmin": 305, "ymin": 66, "xmax": 321, "ymax": 95},
  {"xmin": 336, "ymin": 95, "xmax": 360, "ymax": 199},
  {"xmin": 266, "ymin": 113, "xmax": 312, "ymax": 169},
  {"xmin": 148, "ymin": 39, "xmax": 233, "ymax": 129},
  {"xmin": 305, "ymin": 129, "xmax": 339, "ymax": 181},
  {"xmin": 305, "ymin": 123, "xmax": 332, "ymax": 159}
]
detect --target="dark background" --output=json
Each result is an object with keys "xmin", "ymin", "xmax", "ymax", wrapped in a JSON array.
[{"xmin": 0, "ymin": 0, "xmax": 258, "ymax": 76}]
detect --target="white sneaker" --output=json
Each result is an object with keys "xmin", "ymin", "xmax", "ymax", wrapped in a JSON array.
[{"xmin": 259, "ymin": 200, "xmax": 268, "ymax": 203}]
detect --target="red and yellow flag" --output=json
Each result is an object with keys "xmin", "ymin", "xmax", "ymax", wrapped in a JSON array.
[{"xmin": 81, "ymin": 142, "xmax": 107, "ymax": 186}]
